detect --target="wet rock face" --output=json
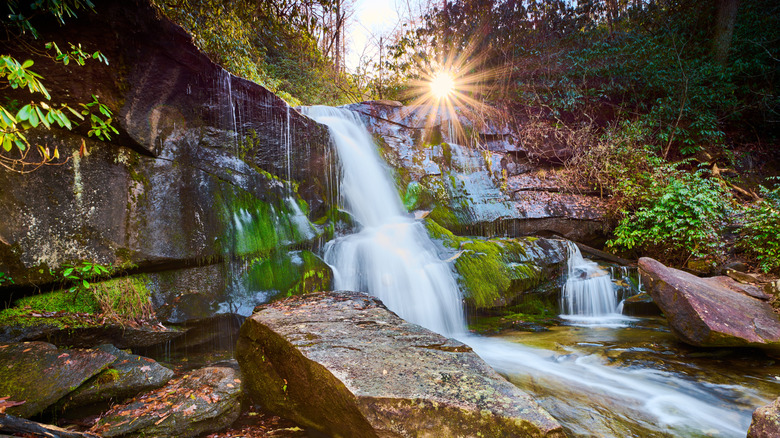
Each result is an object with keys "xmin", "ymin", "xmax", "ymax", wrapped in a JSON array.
[
  {"xmin": 639, "ymin": 257, "xmax": 780, "ymax": 349},
  {"xmin": 748, "ymin": 397, "xmax": 780, "ymax": 438},
  {"xmin": 236, "ymin": 291, "xmax": 565, "ymax": 438},
  {"xmin": 94, "ymin": 365, "xmax": 242, "ymax": 438},
  {"xmin": 0, "ymin": 0, "xmax": 335, "ymax": 287},
  {"xmin": 346, "ymin": 100, "xmax": 606, "ymax": 243}
]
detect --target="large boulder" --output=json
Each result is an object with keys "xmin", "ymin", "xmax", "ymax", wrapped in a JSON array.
[
  {"xmin": 0, "ymin": 342, "xmax": 115, "ymax": 418},
  {"xmin": 748, "ymin": 397, "xmax": 780, "ymax": 438},
  {"xmin": 236, "ymin": 291, "xmax": 565, "ymax": 438},
  {"xmin": 639, "ymin": 257, "xmax": 780, "ymax": 349},
  {"xmin": 93, "ymin": 365, "xmax": 242, "ymax": 438},
  {"xmin": 0, "ymin": 0, "xmax": 335, "ymax": 293},
  {"xmin": 346, "ymin": 100, "xmax": 606, "ymax": 243}
]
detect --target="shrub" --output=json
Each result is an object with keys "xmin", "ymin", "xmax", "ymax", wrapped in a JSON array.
[
  {"xmin": 607, "ymin": 170, "xmax": 730, "ymax": 267},
  {"xmin": 739, "ymin": 183, "xmax": 780, "ymax": 273}
]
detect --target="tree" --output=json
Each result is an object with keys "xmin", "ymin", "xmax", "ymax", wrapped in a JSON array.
[{"xmin": 712, "ymin": 0, "xmax": 740, "ymax": 65}]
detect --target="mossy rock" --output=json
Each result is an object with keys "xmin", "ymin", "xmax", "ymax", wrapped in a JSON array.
[{"xmin": 424, "ymin": 218, "xmax": 567, "ymax": 310}]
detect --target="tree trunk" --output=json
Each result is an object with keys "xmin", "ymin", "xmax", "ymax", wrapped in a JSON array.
[{"xmin": 713, "ymin": 0, "xmax": 740, "ymax": 65}]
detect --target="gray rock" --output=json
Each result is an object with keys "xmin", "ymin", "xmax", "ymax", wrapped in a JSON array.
[
  {"xmin": 639, "ymin": 257, "xmax": 780, "ymax": 349},
  {"xmin": 236, "ymin": 291, "xmax": 565, "ymax": 438},
  {"xmin": 345, "ymin": 100, "xmax": 606, "ymax": 243},
  {"xmin": 94, "ymin": 365, "xmax": 242, "ymax": 438},
  {"xmin": 59, "ymin": 345, "xmax": 174, "ymax": 410},
  {"xmin": 0, "ymin": 0, "xmax": 335, "ymax": 291},
  {"xmin": 0, "ymin": 342, "xmax": 115, "ymax": 418}
]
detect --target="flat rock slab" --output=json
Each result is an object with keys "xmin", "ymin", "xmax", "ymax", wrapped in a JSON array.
[
  {"xmin": 639, "ymin": 257, "xmax": 780, "ymax": 349},
  {"xmin": 59, "ymin": 344, "xmax": 174, "ymax": 410},
  {"xmin": 0, "ymin": 342, "xmax": 115, "ymax": 418},
  {"xmin": 748, "ymin": 397, "xmax": 780, "ymax": 438},
  {"xmin": 236, "ymin": 291, "xmax": 565, "ymax": 438},
  {"xmin": 93, "ymin": 366, "xmax": 242, "ymax": 438}
]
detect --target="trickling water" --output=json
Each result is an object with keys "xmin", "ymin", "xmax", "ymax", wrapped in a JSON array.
[
  {"xmin": 303, "ymin": 105, "xmax": 465, "ymax": 335},
  {"xmin": 303, "ymin": 105, "xmax": 766, "ymax": 437}
]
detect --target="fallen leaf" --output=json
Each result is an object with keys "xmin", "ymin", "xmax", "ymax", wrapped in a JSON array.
[
  {"xmin": 140, "ymin": 365, "xmax": 151, "ymax": 372},
  {"xmin": 0, "ymin": 398, "xmax": 26, "ymax": 414},
  {"xmin": 154, "ymin": 414, "xmax": 169, "ymax": 425}
]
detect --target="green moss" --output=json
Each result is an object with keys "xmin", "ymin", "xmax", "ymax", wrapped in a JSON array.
[
  {"xmin": 0, "ymin": 275, "xmax": 153, "ymax": 328},
  {"xmin": 244, "ymin": 250, "xmax": 332, "ymax": 301},
  {"xmin": 424, "ymin": 218, "xmax": 547, "ymax": 310}
]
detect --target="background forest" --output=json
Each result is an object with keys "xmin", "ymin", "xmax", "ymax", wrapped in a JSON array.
[{"xmin": 4, "ymin": 0, "xmax": 780, "ymax": 272}]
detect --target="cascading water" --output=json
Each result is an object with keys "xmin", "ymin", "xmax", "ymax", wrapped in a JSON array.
[
  {"xmin": 302, "ymin": 106, "xmax": 465, "ymax": 336},
  {"xmin": 303, "ymin": 105, "xmax": 769, "ymax": 437},
  {"xmin": 561, "ymin": 242, "xmax": 619, "ymax": 316}
]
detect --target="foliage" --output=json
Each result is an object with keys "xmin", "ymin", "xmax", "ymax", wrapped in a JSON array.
[
  {"xmin": 1, "ymin": 2, "xmax": 118, "ymax": 172},
  {"xmin": 59, "ymin": 261, "xmax": 112, "ymax": 297},
  {"xmin": 153, "ymin": 0, "xmax": 354, "ymax": 105},
  {"xmin": 739, "ymin": 183, "xmax": 780, "ymax": 273},
  {"xmin": 386, "ymin": 0, "xmax": 778, "ymax": 156},
  {"xmin": 0, "ymin": 272, "xmax": 13, "ymax": 287},
  {"xmin": 607, "ymin": 170, "xmax": 731, "ymax": 267}
]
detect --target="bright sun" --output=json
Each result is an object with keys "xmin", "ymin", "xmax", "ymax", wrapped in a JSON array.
[{"xmin": 429, "ymin": 71, "xmax": 455, "ymax": 99}]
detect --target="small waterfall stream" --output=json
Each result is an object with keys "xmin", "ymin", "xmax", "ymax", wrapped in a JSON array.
[{"xmin": 303, "ymin": 105, "xmax": 769, "ymax": 437}]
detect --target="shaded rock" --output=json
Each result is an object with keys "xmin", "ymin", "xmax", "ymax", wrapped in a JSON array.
[
  {"xmin": 94, "ymin": 365, "xmax": 242, "ymax": 438},
  {"xmin": 621, "ymin": 293, "xmax": 661, "ymax": 316},
  {"xmin": 639, "ymin": 257, "xmax": 780, "ymax": 349},
  {"xmin": 0, "ymin": 322, "xmax": 182, "ymax": 349},
  {"xmin": 59, "ymin": 344, "xmax": 174, "ymax": 410},
  {"xmin": 726, "ymin": 268, "xmax": 762, "ymax": 285},
  {"xmin": 706, "ymin": 275, "xmax": 771, "ymax": 300},
  {"xmin": 0, "ymin": 413, "xmax": 100, "ymax": 438},
  {"xmin": 0, "ymin": 342, "xmax": 114, "ymax": 418},
  {"xmin": 236, "ymin": 291, "xmax": 565, "ymax": 438},
  {"xmin": 0, "ymin": 0, "xmax": 335, "ymax": 288},
  {"xmin": 346, "ymin": 100, "xmax": 606, "ymax": 243},
  {"xmin": 747, "ymin": 397, "xmax": 780, "ymax": 438}
]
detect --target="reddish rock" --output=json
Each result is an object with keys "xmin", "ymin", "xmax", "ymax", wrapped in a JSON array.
[
  {"xmin": 639, "ymin": 257, "xmax": 780, "ymax": 349},
  {"xmin": 747, "ymin": 397, "xmax": 780, "ymax": 438}
]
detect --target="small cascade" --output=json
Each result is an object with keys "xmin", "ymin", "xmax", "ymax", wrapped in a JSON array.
[{"xmin": 561, "ymin": 242, "xmax": 620, "ymax": 317}]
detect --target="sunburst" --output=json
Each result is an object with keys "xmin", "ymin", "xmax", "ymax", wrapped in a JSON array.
[{"xmin": 400, "ymin": 39, "xmax": 508, "ymax": 148}]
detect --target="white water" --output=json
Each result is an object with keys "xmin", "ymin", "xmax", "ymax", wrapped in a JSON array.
[
  {"xmin": 302, "ymin": 106, "xmax": 465, "ymax": 335},
  {"xmin": 303, "ymin": 105, "xmax": 759, "ymax": 437}
]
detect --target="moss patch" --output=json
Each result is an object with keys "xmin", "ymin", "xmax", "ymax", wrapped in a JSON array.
[
  {"xmin": 424, "ymin": 218, "xmax": 548, "ymax": 309},
  {"xmin": 244, "ymin": 250, "xmax": 332, "ymax": 301},
  {"xmin": 0, "ymin": 275, "xmax": 154, "ymax": 328}
]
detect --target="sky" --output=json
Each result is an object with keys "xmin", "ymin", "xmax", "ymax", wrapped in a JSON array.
[{"xmin": 346, "ymin": 0, "xmax": 418, "ymax": 72}]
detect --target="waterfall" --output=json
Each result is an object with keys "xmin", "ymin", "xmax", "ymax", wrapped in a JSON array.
[
  {"xmin": 302, "ymin": 105, "xmax": 759, "ymax": 437},
  {"xmin": 561, "ymin": 242, "xmax": 619, "ymax": 316},
  {"xmin": 302, "ymin": 106, "xmax": 465, "ymax": 336}
]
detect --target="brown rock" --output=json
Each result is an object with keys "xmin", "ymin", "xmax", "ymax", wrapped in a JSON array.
[
  {"xmin": 236, "ymin": 291, "xmax": 565, "ymax": 438},
  {"xmin": 94, "ymin": 365, "xmax": 242, "ymax": 438},
  {"xmin": 747, "ymin": 397, "xmax": 780, "ymax": 438},
  {"xmin": 639, "ymin": 257, "xmax": 780, "ymax": 349}
]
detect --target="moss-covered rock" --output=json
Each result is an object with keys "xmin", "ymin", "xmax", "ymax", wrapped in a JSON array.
[
  {"xmin": 425, "ymin": 218, "xmax": 567, "ymax": 310},
  {"xmin": 0, "ymin": 342, "xmax": 115, "ymax": 418},
  {"xmin": 57, "ymin": 344, "xmax": 174, "ymax": 412}
]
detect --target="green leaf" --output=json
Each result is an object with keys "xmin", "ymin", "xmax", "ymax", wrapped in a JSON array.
[
  {"xmin": 82, "ymin": 280, "xmax": 90, "ymax": 288},
  {"xmin": 21, "ymin": 59, "xmax": 33, "ymax": 69}
]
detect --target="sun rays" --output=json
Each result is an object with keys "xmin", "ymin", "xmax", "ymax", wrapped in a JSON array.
[{"xmin": 399, "ymin": 40, "xmax": 508, "ymax": 148}]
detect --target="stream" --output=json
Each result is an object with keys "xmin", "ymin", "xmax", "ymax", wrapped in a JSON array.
[{"xmin": 302, "ymin": 105, "xmax": 779, "ymax": 437}]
